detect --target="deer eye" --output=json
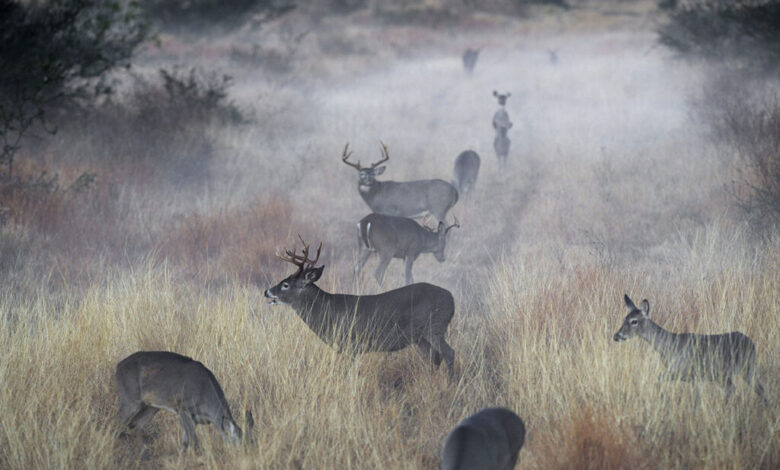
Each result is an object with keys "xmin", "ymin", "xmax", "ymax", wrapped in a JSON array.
[
  {"xmin": 629, "ymin": 319, "xmax": 638, "ymax": 326},
  {"xmin": 281, "ymin": 282, "xmax": 290, "ymax": 290}
]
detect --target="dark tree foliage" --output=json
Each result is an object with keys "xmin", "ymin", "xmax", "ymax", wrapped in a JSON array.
[
  {"xmin": 143, "ymin": 0, "xmax": 296, "ymax": 31},
  {"xmin": 658, "ymin": 0, "xmax": 780, "ymax": 73},
  {"xmin": 0, "ymin": 0, "xmax": 147, "ymax": 177}
]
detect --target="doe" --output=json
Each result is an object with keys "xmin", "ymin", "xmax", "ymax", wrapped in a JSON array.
[
  {"xmin": 614, "ymin": 294, "xmax": 768, "ymax": 402},
  {"xmin": 441, "ymin": 407, "xmax": 526, "ymax": 470}
]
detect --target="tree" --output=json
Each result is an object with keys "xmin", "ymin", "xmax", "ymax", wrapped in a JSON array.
[{"xmin": 0, "ymin": 0, "xmax": 148, "ymax": 178}]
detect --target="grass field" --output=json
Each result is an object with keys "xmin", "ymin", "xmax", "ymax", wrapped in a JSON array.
[{"xmin": 0, "ymin": 2, "xmax": 778, "ymax": 469}]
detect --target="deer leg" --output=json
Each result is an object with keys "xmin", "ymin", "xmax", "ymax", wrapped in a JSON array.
[
  {"xmin": 128, "ymin": 406, "xmax": 159, "ymax": 430},
  {"xmin": 403, "ymin": 256, "xmax": 416, "ymax": 285},
  {"xmin": 117, "ymin": 400, "xmax": 145, "ymax": 428},
  {"xmin": 178, "ymin": 410, "xmax": 199, "ymax": 451},
  {"xmin": 354, "ymin": 249, "xmax": 371, "ymax": 281},
  {"xmin": 374, "ymin": 255, "xmax": 393, "ymax": 286},
  {"xmin": 427, "ymin": 335, "xmax": 456, "ymax": 379},
  {"xmin": 415, "ymin": 338, "xmax": 442, "ymax": 373}
]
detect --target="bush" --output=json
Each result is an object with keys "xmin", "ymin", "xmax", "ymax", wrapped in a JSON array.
[
  {"xmin": 79, "ymin": 66, "xmax": 246, "ymax": 185},
  {"xmin": 697, "ymin": 76, "xmax": 780, "ymax": 232},
  {"xmin": 658, "ymin": 0, "xmax": 780, "ymax": 74},
  {"xmin": 0, "ymin": 0, "xmax": 148, "ymax": 177}
]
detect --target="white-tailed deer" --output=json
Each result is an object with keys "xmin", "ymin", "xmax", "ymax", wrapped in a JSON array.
[
  {"xmin": 614, "ymin": 295, "xmax": 768, "ymax": 402},
  {"xmin": 115, "ymin": 351, "xmax": 252, "ymax": 450},
  {"xmin": 452, "ymin": 150, "xmax": 480, "ymax": 196},
  {"xmin": 441, "ymin": 407, "xmax": 526, "ymax": 470},
  {"xmin": 355, "ymin": 213, "xmax": 459, "ymax": 286},
  {"xmin": 264, "ymin": 237, "xmax": 456, "ymax": 377},
  {"xmin": 341, "ymin": 142, "xmax": 459, "ymax": 222},
  {"xmin": 462, "ymin": 48, "xmax": 480, "ymax": 75},
  {"xmin": 492, "ymin": 91, "xmax": 513, "ymax": 168}
]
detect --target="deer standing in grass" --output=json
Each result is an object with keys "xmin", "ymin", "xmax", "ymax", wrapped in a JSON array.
[
  {"xmin": 492, "ymin": 91, "xmax": 513, "ymax": 169},
  {"xmin": 264, "ymin": 237, "xmax": 456, "ymax": 377},
  {"xmin": 342, "ymin": 142, "xmax": 459, "ymax": 223},
  {"xmin": 452, "ymin": 150, "xmax": 480, "ymax": 196},
  {"xmin": 441, "ymin": 407, "xmax": 526, "ymax": 470},
  {"xmin": 355, "ymin": 213, "xmax": 459, "ymax": 286},
  {"xmin": 614, "ymin": 295, "xmax": 768, "ymax": 403},
  {"xmin": 115, "ymin": 351, "xmax": 252, "ymax": 450}
]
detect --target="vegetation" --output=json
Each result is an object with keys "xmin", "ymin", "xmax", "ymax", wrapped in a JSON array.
[{"xmin": 0, "ymin": 1, "xmax": 777, "ymax": 469}]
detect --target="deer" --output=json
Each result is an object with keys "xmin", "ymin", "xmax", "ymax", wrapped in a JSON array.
[
  {"xmin": 462, "ymin": 47, "xmax": 480, "ymax": 75},
  {"xmin": 492, "ymin": 91, "xmax": 513, "ymax": 168},
  {"xmin": 614, "ymin": 294, "xmax": 768, "ymax": 403},
  {"xmin": 264, "ymin": 236, "xmax": 456, "ymax": 378},
  {"xmin": 341, "ymin": 142, "xmax": 459, "ymax": 223},
  {"xmin": 115, "ymin": 351, "xmax": 253, "ymax": 450},
  {"xmin": 452, "ymin": 150, "xmax": 480, "ymax": 196},
  {"xmin": 441, "ymin": 407, "xmax": 526, "ymax": 470},
  {"xmin": 355, "ymin": 213, "xmax": 460, "ymax": 286}
]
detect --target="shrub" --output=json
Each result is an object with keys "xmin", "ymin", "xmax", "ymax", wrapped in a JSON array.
[
  {"xmin": 0, "ymin": 0, "xmax": 148, "ymax": 177},
  {"xmin": 658, "ymin": 0, "xmax": 780, "ymax": 74}
]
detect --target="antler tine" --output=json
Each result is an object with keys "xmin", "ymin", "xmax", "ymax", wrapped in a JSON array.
[
  {"xmin": 445, "ymin": 215, "xmax": 461, "ymax": 234},
  {"xmin": 307, "ymin": 242, "xmax": 322, "ymax": 268},
  {"xmin": 372, "ymin": 140, "xmax": 390, "ymax": 168},
  {"xmin": 296, "ymin": 235, "xmax": 322, "ymax": 268},
  {"xmin": 341, "ymin": 142, "xmax": 363, "ymax": 170}
]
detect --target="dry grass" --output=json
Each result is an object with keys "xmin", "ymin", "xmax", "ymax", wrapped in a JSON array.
[{"xmin": 0, "ymin": 2, "xmax": 779, "ymax": 469}]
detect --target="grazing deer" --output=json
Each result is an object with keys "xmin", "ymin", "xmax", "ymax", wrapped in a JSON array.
[
  {"xmin": 115, "ymin": 351, "xmax": 251, "ymax": 450},
  {"xmin": 614, "ymin": 295, "xmax": 768, "ymax": 402},
  {"xmin": 264, "ymin": 237, "xmax": 456, "ymax": 377},
  {"xmin": 341, "ymin": 142, "xmax": 459, "ymax": 223},
  {"xmin": 441, "ymin": 407, "xmax": 526, "ymax": 470},
  {"xmin": 355, "ymin": 213, "xmax": 460, "ymax": 286},
  {"xmin": 452, "ymin": 150, "xmax": 480, "ymax": 196},
  {"xmin": 462, "ymin": 47, "xmax": 480, "ymax": 75},
  {"xmin": 492, "ymin": 91, "xmax": 513, "ymax": 168}
]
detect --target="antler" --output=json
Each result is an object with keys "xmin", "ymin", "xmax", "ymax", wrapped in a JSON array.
[
  {"xmin": 372, "ymin": 140, "xmax": 390, "ymax": 168},
  {"xmin": 444, "ymin": 216, "xmax": 460, "ymax": 234},
  {"xmin": 341, "ymin": 143, "xmax": 363, "ymax": 170},
  {"xmin": 275, "ymin": 235, "xmax": 322, "ymax": 274}
]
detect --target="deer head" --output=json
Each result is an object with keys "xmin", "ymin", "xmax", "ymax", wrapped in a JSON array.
[
  {"xmin": 433, "ymin": 217, "xmax": 460, "ymax": 262},
  {"xmin": 341, "ymin": 141, "xmax": 390, "ymax": 186},
  {"xmin": 613, "ymin": 294, "xmax": 650, "ymax": 342},
  {"xmin": 264, "ymin": 236, "xmax": 323, "ymax": 305}
]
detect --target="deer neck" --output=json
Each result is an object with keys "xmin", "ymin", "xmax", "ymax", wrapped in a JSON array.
[
  {"xmin": 422, "ymin": 231, "xmax": 442, "ymax": 253},
  {"xmin": 358, "ymin": 180, "xmax": 378, "ymax": 195},
  {"xmin": 638, "ymin": 320, "xmax": 679, "ymax": 357}
]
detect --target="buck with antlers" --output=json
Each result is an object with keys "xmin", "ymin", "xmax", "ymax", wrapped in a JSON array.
[
  {"xmin": 264, "ymin": 237, "xmax": 456, "ymax": 377},
  {"xmin": 355, "ymin": 213, "xmax": 460, "ymax": 286},
  {"xmin": 342, "ymin": 142, "xmax": 459, "ymax": 223}
]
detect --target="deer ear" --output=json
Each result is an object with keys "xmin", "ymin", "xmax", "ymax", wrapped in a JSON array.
[
  {"xmin": 624, "ymin": 294, "xmax": 636, "ymax": 311},
  {"xmin": 304, "ymin": 266, "xmax": 324, "ymax": 283},
  {"xmin": 374, "ymin": 166, "xmax": 386, "ymax": 175},
  {"xmin": 640, "ymin": 300, "xmax": 650, "ymax": 317}
]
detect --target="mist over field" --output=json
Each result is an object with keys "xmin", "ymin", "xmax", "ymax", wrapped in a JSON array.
[{"xmin": 0, "ymin": 1, "xmax": 778, "ymax": 469}]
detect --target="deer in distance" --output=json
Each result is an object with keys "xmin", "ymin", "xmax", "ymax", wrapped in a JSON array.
[
  {"xmin": 355, "ymin": 213, "xmax": 460, "ymax": 286},
  {"xmin": 115, "ymin": 351, "xmax": 252, "ymax": 450},
  {"xmin": 462, "ymin": 47, "xmax": 480, "ymax": 75},
  {"xmin": 441, "ymin": 407, "xmax": 526, "ymax": 470},
  {"xmin": 452, "ymin": 150, "xmax": 480, "ymax": 196},
  {"xmin": 264, "ymin": 236, "xmax": 456, "ymax": 378},
  {"xmin": 341, "ymin": 141, "xmax": 459, "ymax": 223},
  {"xmin": 614, "ymin": 295, "xmax": 768, "ymax": 403},
  {"xmin": 492, "ymin": 91, "xmax": 513, "ymax": 168}
]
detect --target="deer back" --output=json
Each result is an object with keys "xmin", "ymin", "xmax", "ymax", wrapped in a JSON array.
[{"xmin": 359, "ymin": 213, "xmax": 436, "ymax": 258}]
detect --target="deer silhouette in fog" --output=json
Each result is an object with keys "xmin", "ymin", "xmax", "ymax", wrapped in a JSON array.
[
  {"xmin": 492, "ymin": 91, "xmax": 513, "ymax": 168},
  {"xmin": 441, "ymin": 407, "xmax": 526, "ymax": 470}
]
